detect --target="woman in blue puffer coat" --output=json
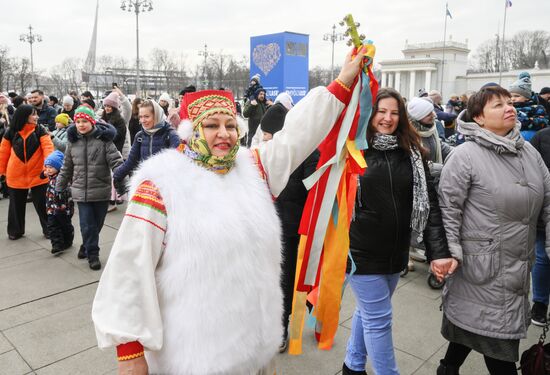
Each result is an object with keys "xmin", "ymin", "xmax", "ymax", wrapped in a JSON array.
[{"xmin": 113, "ymin": 100, "xmax": 180, "ymax": 185}]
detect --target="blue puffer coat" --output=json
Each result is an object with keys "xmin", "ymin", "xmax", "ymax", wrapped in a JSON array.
[{"xmin": 113, "ymin": 121, "xmax": 180, "ymax": 181}]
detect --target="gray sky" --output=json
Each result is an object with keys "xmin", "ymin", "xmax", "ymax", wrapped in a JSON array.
[{"xmin": 2, "ymin": 0, "xmax": 549, "ymax": 74}]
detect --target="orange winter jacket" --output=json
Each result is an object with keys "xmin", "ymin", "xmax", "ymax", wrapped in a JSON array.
[{"xmin": 0, "ymin": 124, "xmax": 54, "ymax": 189}]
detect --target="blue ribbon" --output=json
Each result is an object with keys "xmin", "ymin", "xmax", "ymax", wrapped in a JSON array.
[{"xmin": 356, "ymin": 70, "xmax": 372, "ymax": 151}]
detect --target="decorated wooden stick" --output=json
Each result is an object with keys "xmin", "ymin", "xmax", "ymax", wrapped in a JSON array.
[{"xmin": 341, "ymin": 14, "xmax": 376, "ymax": 71}]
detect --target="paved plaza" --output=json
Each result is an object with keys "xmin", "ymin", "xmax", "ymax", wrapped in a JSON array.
[{"xmin": 0, "ymin": 197, "xmax": 543, "ymax": 375}]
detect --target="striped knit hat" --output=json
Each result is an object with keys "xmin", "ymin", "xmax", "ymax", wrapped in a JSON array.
[{"xmin": 73, "ymin": 105, "xmax": 96, "ymax": 125}]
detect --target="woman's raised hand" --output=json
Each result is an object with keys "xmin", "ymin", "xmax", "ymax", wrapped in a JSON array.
[{"xmin": 336, "ymin": 46, "xmax": 368, "ymax": 88}]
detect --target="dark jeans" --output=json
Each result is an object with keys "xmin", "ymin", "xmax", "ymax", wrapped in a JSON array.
[
  {"xmin": 77, "ymin": 201, "xmax": 108, "ymax": 259},
  {"xmin": 444, "ymin": 341, "xmax": 517, "ymax": 375},
  {"xmin": 281, "ymin": 234, "xmax": 300, "ymax": 336},
  {"xmin": 47, "ymin": 213, "xmax": 74, "ymax": 250},
  {"xmin": 7, "ymin": 184, "xmax": 48, "ymax": 237}
]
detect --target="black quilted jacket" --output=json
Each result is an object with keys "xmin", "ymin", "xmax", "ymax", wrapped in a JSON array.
[{"xmin": 347, "ymin": 147, "xmax": 450, "ymax": 274}]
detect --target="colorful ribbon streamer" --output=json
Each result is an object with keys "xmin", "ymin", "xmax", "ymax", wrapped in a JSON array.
[{"xmin": 289, "ymin": 50, "xmax": 379, "ymax": 354}]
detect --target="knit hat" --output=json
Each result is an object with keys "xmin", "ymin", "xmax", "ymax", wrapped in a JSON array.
[
  {"xmin": 509, "ymin": 72, "xmax": 532, "ymax": 99},
  {"xmin": 407, "ymin": 97, "xmax": 434, "ymax": 121},
  {"xmin": 540, "ymin": 87, "xmax": 550, "ymax": 96},
  {"xmin": 418, "ymin": 88, "xmax": 428, "ymax": 98},
  {"xmin": 274, "ymin": 92, "xmax": 294, "ymax": 110},
  {"xmin": 82, "ymin": 98, "xmax": 96, "ymax": 109},
  {"xmin": 251, "ymin": 74, "xmax": 261, "ymax": 84},
  {"xmin": 81, "ymin": 90, "xmax": 94, "ymax": 100},
  {"xmin": 103, "ymin": 91, "xmax": 119, "ymax": 108},
  {"xmin": 74, "ymin": 105, "xmax": 96, "ymax": 125},
  {"xmin": 159, "ymin": 92, "xmax": 171, "ymax": 103},
  {"xmin": 44, "ymin": 150, "xmax": 64, "ymax": 171},
  {"xmin": 261, "ymin": 103, "xmax": 288, "ymax": 135},
  {"xmin": 55, "ymin": 113, "xmax": 71, "ymax": 127},
  {"xmin": 179, "ymin": 85, "xmax": 196, "ymax": 96},
  {"xmin": 481, "ymin": 82, "xmax": 500, "ymax": 89},
  {"xmin": 62, "ymin": 95, "xmax": 74, "ymax": 106}
]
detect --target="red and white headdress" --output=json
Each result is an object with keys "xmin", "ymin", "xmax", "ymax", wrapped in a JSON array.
[{"xmin": 179, "ymin": 90, "xmax": 236, "ymax": 128}]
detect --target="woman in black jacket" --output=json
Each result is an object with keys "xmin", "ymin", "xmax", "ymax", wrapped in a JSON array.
[{"xmin": 342, "ymin": 88, "xmax": 452, "ymax": 375}]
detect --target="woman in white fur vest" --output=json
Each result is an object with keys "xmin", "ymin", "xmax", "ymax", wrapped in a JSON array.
[{"xmin": 92, "ymin": 47, "xmax": 366, "ymax": 375}]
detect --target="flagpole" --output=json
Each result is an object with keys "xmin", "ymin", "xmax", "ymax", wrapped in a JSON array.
[
  {"xmin": 499, "ymin": 0, "xmax": 508, "ymax": 84},
  {"xmin": 440, "ymin": 2, "xmax": 449, "ymax": 96}
]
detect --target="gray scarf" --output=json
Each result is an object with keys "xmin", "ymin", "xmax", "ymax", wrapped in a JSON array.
[
  {"xmin": 372, "ymin": 134, "xmax": 430, "ymax": 241},
  {"xmin": 411, "ymin": 119, "xmax": 443, "ymax": 163},
  {"xmin": 456, "ymin": 110, "xmax": 524, "ymax": 154}
]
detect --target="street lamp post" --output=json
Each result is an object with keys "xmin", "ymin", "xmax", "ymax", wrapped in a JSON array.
[
  {"xmin": 120, "ymin": 0, "xmax": 153, "ymax": 96},
  {"xmin": 20, "ymin": 25, "xmax": 42, "ymax": 88},
  {"xmin": 198, "ymin": 44, "xmax": 209, "ymax": 89},
  {"xmin": 323, "ymin": 24, "xmax": 344, "ymax": 82}
]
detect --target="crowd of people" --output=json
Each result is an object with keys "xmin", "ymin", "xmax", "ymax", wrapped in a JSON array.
[{"xmin": 1, "ymin": 46, "xmax": 550, "ymax": 374}]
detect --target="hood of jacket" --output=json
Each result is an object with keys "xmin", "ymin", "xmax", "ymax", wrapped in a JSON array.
[
  {"xmin": 67, "ymin": 120, "xmax": 117, "ymax": 143},
  {"xmin": 456, "ymin": 110, "xmax": 524, "ymax": 154}
]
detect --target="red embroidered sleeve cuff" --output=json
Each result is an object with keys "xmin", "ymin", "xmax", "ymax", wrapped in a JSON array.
[
  {"xmin": 117, "ymin": 341, "xmax": 144, "ymax": 361},
  {"xmin": 327, "ymin": 79, "xmax": 353, "ymax": 105}
]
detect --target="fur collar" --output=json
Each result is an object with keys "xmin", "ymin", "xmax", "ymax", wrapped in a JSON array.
[{"xmin": 130, "ymin": 149, "xmax": 283, "ymax": 374}]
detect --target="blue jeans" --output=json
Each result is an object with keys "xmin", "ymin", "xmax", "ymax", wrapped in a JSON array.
[
  {"xmin": 532, "ymin": 231, "xmax": 550, "ymax": 305},
  {"xmin": 344, "ymin": 273, "xmax": 400, "ymax": 375},
  {"xmin": 77, "ymin": 201, "xmax": 109, "ymax": 259}
]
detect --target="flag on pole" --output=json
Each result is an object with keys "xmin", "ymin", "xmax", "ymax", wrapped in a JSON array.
[
  {"xmin": 506, "ymin": 0, "xmax": 512, "ymax": 7},
  {"xmin": 446, "ymin": 3, "xmax": 453, "ymax": 19}
]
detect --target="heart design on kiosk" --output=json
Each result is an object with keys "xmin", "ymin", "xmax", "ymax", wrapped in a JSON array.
[{"xmin": 252, "ymin": 43, "xmax": 281, "ymax": 76}]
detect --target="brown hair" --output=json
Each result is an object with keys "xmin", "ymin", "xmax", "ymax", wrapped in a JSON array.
[
  {"xmin": 367, "ymin": 88, "xmax": 426, "ymax": 156},
  {"xmin": 466, "ymin": 86, "xmax": 511, "ymax": 122},
  {"xmin": 131, "ymin": 98, "xmax": 144, "ymax": 118}
]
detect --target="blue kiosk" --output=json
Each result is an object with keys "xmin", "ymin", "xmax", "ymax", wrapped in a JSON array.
[{"xmin": 250, "ymin": 32, "xmax": 309, "ymax": 103}]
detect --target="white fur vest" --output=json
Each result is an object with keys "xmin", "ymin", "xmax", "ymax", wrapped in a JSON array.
[{"xmin": 130, "ymin": 148, "xmax": 283, "ymax": 374}]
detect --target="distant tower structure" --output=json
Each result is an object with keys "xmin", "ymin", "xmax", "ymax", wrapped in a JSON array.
[{"xmin": 84, "ymin": 0, "xmax": 99, "ymax": 72}]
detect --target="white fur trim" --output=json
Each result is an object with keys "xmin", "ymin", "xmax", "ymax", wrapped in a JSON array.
[
  {"xmin": 129, "ymin": 149, "xmax": 283, "ymax": 374},
  {"xmin": 177, "ymin": 119, "xmax": 193, "ymax": 142}
]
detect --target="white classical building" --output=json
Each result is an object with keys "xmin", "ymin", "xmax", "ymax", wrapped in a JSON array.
[{"xmin": 379, "ymin": 39, "xmax": 550, "ymax": 100}]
